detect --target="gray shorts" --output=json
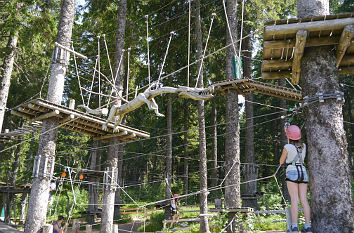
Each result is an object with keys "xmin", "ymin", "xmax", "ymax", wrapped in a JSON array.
[{"xmin": 286, "ymin": 167, "xmax": 308, "ymax": 183}]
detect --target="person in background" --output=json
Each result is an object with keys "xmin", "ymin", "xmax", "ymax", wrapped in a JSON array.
[
  {"xmin": 53, "ymin": 215, "xmax": 68, "ymax": 233},
  {"xmin": 169, "ymin": 194, "xmax": 181, "ymax": 229},
  {"xmin": 280, "ymin": 125, "xmax": 312, "ymax": 233}
]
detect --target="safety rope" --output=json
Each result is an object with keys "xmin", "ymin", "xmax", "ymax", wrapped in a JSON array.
[
  {"xmin": 145, "ymin": 15, "xmax": 151, "ymax": 86},
  {"xmin": 126, "ymin": 48, "xmax": 131, "ymax": 101},
  {"xmin": 71, "ymin": 43, "xmax": 85, "ymax": 105},
  {"xmin": 97, "ymin": 36, "xmax": 101, "ymax": 108},
  {"xmin": 157, "ymin": 31, "xmax": 174, "ymax": 84},
  {"xmin": 87, "ymin": 57, "xmax": 98, "ymax": 106},
  {"xmin": 187, "ymin": 0, "xmax": 191, "ymax": 87},
  {"xmin": 195, "ymin": 13, "xmax": 216, "ymax": 88}
]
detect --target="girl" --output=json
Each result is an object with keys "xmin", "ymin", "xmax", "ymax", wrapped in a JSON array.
[{"xmin": 280, "ymin": 125, "xmax": 312, "ymax": 233}]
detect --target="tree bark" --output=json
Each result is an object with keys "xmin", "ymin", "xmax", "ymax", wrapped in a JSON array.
[
  {"xmin": 210, "ymin": 101, "xmax": 218, "ymax": 196},
  {"xmin": 298, "ymin": 1, "xmax": 353, "ymax": 232},
  {"xmin": 24, "ymin": 1, "xmax": 75, "ymax": 233},
  {"xmin": 114, "ymin": 143, "xmax": 124, "ymax": 218},
  {"xmin": 242, "ymin": 25, "xmax": 258, "ymax": 209},
  {"xmin": 0, "ymin": 28, "xmax": 18, "ymax": 133},
  {"xmin": 88, "ymin": 141, "xmax": 100, "ymax": 224},
  {"xmin": 183, "ymin": 99, "xmax": 189, "ymax": 204},
  {"xmin": 278, "ymin": 79, "xmax": 290, "ymax": 202},
  {"xmin": 195, "ymin": 0, "xmax": 210, "ymax": 231},
  {"xmin": 164, "ymin": 95, "xmax": 173, "ymax": 220},
  {"xmin": 224, "ymin": 0, "xmax": 241, "ymax": 232},
  {"xmin": 100, "ymin": 138, "xmax": 119, "ymax": 233},
  {"xmin": 102, "ymin": 0, "xmax": 127, "ymax": 228}
]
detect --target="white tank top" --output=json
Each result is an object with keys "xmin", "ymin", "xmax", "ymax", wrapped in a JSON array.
[{"xmin": 284, "ymin": 143, "xmax": 306, "ymax": 171}]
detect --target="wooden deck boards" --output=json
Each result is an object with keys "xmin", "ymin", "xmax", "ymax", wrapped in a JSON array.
[
  {"xmin": 11, "ymin": 98, "xmax": 150, "ymax": 142},
  {"xmin": 262, "ymin": 13, "xmax": 354, "ymax": 84},
  {"xmin": 213, "ymin": 79, "xmax": 302, "ymax": 102}
]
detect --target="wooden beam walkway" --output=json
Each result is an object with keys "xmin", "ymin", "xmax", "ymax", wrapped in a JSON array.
[
  {"xmin": 11, "ymin": 98, "xmax": 150, "ymax": 142},
  {"xmin": 213, "ymin": 79, "xmax": 303, "ymax": 102}
]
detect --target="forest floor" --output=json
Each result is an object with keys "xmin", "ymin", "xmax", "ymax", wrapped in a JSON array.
[{"xmin": 0, "ymin": 221, "xmax": 22, "ymax": 233}]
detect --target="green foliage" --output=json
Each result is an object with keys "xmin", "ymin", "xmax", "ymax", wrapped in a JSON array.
[{"xmin": 137, "ymin": 211, "xmax": 164, "ymax": 232}]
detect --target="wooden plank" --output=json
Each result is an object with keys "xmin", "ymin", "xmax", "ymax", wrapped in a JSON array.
[
  {"xmin": 61, "ymin": 125, "xmax": 97, "ymax": 136},
  {"xmin": 340, "ymin": 55, "xmax": 354, "ymax": 66},
  {"xmin": 264, "ymin": 36, "xmax": 340, "ymax": 50},
  {"xmin": 60, "ymin": 114, "xmax": 75, "ymax": 124},
  {"xmin": 93, "ymin": 130, "xmax": 130, "ymax": 141},
  {"xmin": 262, "ymin": 71, "xmax": 291, "ymax": 79},
  {"xmin": 262, "ymin": 60, "xmax": 292, "ymax": 72},
  {"xmin": 27, "ymin": 103, "xmax": 47, "ymax": 112},
  {"xmin": 292, "ymin": 30, "xmax": 307, "ymax": 85},
  {"xmin": 34, "ymin": 99, "xmax": 149, "ymax": 138},
  {"xmin": 29, "ymin": 110, "xmax": 60, "ymax": 124},
  {"xmin": 264, "ymin": 17, "xmax": 354, "ymax": 40},
  {"xmin": 336, "ymin": 25, "xmax": 354, "ymax": 68},
  {"xmin": 339, "ymin": 66, "xmax": 354, "ymax": 75},
  {"xmin": 11, "ymin": 110, "xmax": 32, "ymax": 119}
]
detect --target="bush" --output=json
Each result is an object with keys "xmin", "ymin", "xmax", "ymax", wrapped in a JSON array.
[{"xmin": 137, "ymin": 211, "xmax": 164, "ymax": 232}]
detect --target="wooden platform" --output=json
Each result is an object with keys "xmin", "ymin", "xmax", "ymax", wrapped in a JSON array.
[
  {"xmin": 262, "ymin": 13, "xmax": 354, "ymax": 84},
  {"xmin": 11, "ymin": 98, "xmax": 150, "ymax": 142},
  {"xmin": 0, "ymin": 123, "xmax": 41, "ymax": 142},
  {"xmin": 213, "ymin": 79, "xmax": 302, "ymax": 102}
]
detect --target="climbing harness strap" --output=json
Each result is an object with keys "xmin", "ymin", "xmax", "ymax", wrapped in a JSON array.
[{"xmin": 287, "ymin": 144, "xmax": 305, "ymax": 182}]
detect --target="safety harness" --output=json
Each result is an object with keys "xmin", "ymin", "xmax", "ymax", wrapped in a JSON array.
[{"xmin": 288, "ymin": 145, "xmax": 305, "ymax": 182}]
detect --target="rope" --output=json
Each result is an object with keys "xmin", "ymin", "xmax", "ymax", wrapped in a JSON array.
[
  {"xmin": 103, "ymin": 34, "xmax": 115, "ymax": 85},
  {"xmin": 195, "ymin": 13, "xmax": 216, "ymax": 88},
  {"xmin": 157, "ymin": 31, "xmax": 174, "ymax": 84},
  {"xmin": 222, "ymin": 0, "xmax": 237, "ymax": 56},
  {"xmin": 238, "ymin": 0, "xmax": 245, "ymax": 59},
  {"xmin": 71, "ymin": 43, "xmax": 85, "ymax": 105},
  {"xmin": 187, "ymin": 0, "xmax": 191, "ymax": 87},
  {"xmin": 97, "ymin": 36, "xmax": 101, "ymax": 107},
  {"xmin": 126, "ymin": 48, "xmax": 131, "ymax": 101},
  {"xmin": 87, "ymin": 57, "xmax": 98, "ymax": 106},
  {"xmin": 145, "ymin": 15, "xmax": 151, "ymax": 86}
]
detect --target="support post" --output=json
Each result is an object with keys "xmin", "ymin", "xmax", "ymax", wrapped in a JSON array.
[
  {"xmin": 72, "ymin": 219, "xmax": 80, "ymax": 233},
  {"xmin": 292, "ymin": 30, "xmax": 307, "ymax": 85},
  {"xmin": 286, "ymin": 207, "xmax": 292, "ymax": 231},
  {"xmin": 42, "ymin": 224, "xmax": 53, "ymax": 233},
  {"xmin": 86, "ymin": 225, "xmax": 92, "ymax": 233},
  {"xmin": 113, "ymin": 224, "xmax": 119, "ymax": 233},
  {"xmin": 336, "ymin": 25, "xmax": 354, "ymax": 68}
]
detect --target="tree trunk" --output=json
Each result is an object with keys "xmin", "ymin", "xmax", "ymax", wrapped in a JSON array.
[
  {"xmin": 100, "ymin": 138, "xmax": 119, "ymax": 233},
  {"xmin": 224, "ymin": 0, "xmax": 241, "ymax": 232},
  {"xmin": 0, "ymin": 27, "xmax": 18, "ymax": 133},
  {"xmin": 114, "ymin": 143, "xmax": 124, "ymax": 218},
  {"xmin": 24, "ymin": 2, "xmax": 75, "ymax": 233},
  {"xmin": 5, "ymin": 137, "xmax": 22, "ymax": 223},
  {"xmin": 88, "ymin": 141, "xmax": 100, "ymax": 224},
  {"xmin": 344, "ymin": 87, "xmax": 353, "ymax": 172},
  {"xmin": 297, "ymin": 1, "xmax": 353, "ymax": 232},
  {"xmin": 112, "ymin": 0, "xmax": 127, "ymax": 107},
  {"xmin": 278, "ymin": 79, "xmax": 290, "ymax": 202},
  {"xmin": 164, "ymin": 95, "xmax": 173, "ymax": 220},
  {"xmin": 210, "ymin": 101, "xmax": 218, "ymax": 196},
  {"xmin": 20, "ymin": 193, "xmax": 28, "ymax": 220},
  {"xmin": 242, "ymin": 25, "xmax": 258, "ymax": 209},
  {"xmin": 195, "ymin": 0, "xmax": 210, "ymax": 231},
  {"xmin": 183, "ymin": 100, "xmax": 189, "ymax": 204},
  {"xmin": 105, "ymin": 0, "xmax": 127, "ymax": 226}
]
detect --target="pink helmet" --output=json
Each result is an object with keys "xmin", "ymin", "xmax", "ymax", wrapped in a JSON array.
[
  {"xmin": 286, "ymin": 125, "xmax": 301, "ymax": 140},
  {"xmin": 173, "ymin": 194, "xmax": 179, "ymax": 198}
]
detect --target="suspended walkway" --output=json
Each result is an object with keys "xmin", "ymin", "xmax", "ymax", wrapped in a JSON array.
[
  {"xmin": 213, "ymin": 79, "xmax": 302, "ymax": 102},
  {"xmin": 11, "ymin": 98, "xmax": 150, "ymax": 142}
]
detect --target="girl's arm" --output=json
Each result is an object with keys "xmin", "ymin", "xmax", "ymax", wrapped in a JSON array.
[{"xmin": 279, "ymin": 148, "xmax": 288, "ymax": 165}]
